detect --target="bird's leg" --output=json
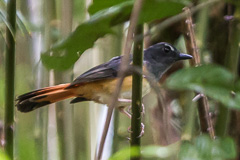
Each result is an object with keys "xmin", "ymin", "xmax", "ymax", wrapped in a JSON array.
[
  {"xmin": 117, "ymin": 98, "xmax": 145, "ymax": 137},
  {"xmin": 117, "ymin": 98, "xmax": 132, "ymax": 118},
  {"xmin": 117, "ymin": 98, "xmax": 132, "ymax": 106},
  {"xmin": 118, "ymin": 106, "xmax": 132, "ymax": 119},
  {"xmin": 118, "ymin": 98, "xmax": 144, "ymax": 116},
  {"xmin": 118, "ymin": 107, "xmax": 133, "ymax": 134}
]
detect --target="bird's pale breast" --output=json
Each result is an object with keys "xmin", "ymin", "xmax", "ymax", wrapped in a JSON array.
[{"xmin": 73, "ymin": 76, "xmax": 151, "ymax": 107}]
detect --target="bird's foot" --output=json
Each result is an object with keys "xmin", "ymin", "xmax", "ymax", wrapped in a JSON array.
[{"xmin": 127, "ymin": 122, "xmax": 145, "ymax": 138}]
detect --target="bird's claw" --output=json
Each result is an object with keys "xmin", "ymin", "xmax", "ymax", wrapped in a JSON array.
[
  {"xmin": 127, "ymin": 122, "xmax": 145, "ymax": 138},
  {"xmin": 138, "ymin": 123, "xmax": 145, "ymax": 138},
  {"xmin": 128, "ymin": 126, "xmax": 133, "ymax": 133},
  {"xmin": 127, "ymin": 103, "xmax": 145, "ymax": 117}
]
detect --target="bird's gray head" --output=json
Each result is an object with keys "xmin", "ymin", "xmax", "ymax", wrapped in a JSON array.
[{"xmin": 144, "ymin": 42, "xmax": 192, "ymax": 80}]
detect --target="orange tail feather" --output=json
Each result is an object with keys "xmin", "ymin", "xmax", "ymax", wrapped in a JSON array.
[{"xmin": 16, "ymin": 83, "xmax": 74, "ymax": 112}]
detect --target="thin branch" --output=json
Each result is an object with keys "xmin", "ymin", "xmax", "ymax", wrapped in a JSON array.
[
  {"xmin": 183, "ymin": 8, "xmax": 200, "ymax": 65},
  {"xmin": 183, "ymin": 7, "xmax": 215, "ymax": 139},
  {"xmin": 4, "ymin": 0, "xmax": 16, "ymax": 159},
  {"xmin": 96, "ymin": 0, "xmax": 144, "ymax": 159}
]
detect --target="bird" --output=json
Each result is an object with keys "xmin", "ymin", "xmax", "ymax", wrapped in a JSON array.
[{"xmin": 16, "ymin": 42, "xmax": 192, "ymax": 117}]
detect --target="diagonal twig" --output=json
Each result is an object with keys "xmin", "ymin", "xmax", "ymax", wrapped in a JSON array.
[{"xmin": 96, "ymin": 0, "xmax": 144, "ymax": 159}]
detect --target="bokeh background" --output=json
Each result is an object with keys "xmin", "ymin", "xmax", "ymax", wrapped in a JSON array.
[{"xmin": 1, "ymin": 0, "xmax": 240, "ymax": 160}]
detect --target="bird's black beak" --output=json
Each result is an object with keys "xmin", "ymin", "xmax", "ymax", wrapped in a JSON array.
[{"xmin": 178, "ymin": 53, "xmax": 193, "ymax": 60}]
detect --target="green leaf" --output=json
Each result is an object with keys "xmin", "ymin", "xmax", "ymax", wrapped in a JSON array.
[
  {"xmin": 217, "ymin": 137, "xmax": 236, "ymax": 159},
  {"xmin": 109, "ymin": 146, "xmax": 140, "ymax": 160},
  {"xmin": 42, "ymin": 0, "xmax": 188, "ymax": 70},
  {"xmin": 0, "ymin": 10, "xmax": 15, "ymax": 38},
  {"xmin": 16, "ymin": 12, "xmax": 31, "ymax": 36},
  {"xmin": 165, "ymin": 65, "xmax": 240, "ymax": 109},
  {"xmin": 179, "ymin": 135, "xmax": 237, "ymax": 160},
  {"xmin": 138, "ymin": 0, "xmax": 188, "ymax": 23},
  {"xmin": 41, "ymin": 1, "xmax": 132, "ymax": 70},
  {"xmin": 142, "ymin": 142, "xmax": 180, "ymax": 159},
  {"xmin": 0, "ymin": 7, "xmax": 30, "ymax": 38},
  {"xmin": 0, "ymin": 149, "xmax": 10, "ymax": 160},
  {"xmin": 88, "ymin": 0, "xmax": 132, "ymax": 15},
  {"xmin": 194, "ymin": 135, "xmax": 216, "ymax": 159},
  {"xmin": 179, "ymin": 142, "xmax": 201, "ymax": 160},
  {"xmin": 110, "ymin": 143, "xmax": 180, "ymax": 160}
]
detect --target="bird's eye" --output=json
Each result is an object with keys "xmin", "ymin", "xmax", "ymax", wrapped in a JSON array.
[{"xmin": 164, "ymin": 46, "xmax": 171, "ymax": 53}]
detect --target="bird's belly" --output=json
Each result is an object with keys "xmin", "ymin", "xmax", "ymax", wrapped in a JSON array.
[
  {"xmin": 75, "ymin": 76, "xmax": 151, "ymax": 106},
  {"xmin": 118, "ymin": 79, "xmax": 150, "ymax": 99},
  {"xmin": 95, "ymin": 76, "xmax": 151, "ymax": 105}
]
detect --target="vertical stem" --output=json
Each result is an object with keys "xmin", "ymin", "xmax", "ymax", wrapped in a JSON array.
[
  {"xmin": 215, "ymin": 16, "xmax": 240, "ymax": 137},
  {"xmin": 195, "ymin": 0, "xmax": 209, "ymax": 62},
  {"xmin": 4, "ymin": 0, "xmax": 16, "ymax": 159},
  {"xmin": 215, "ymin": 106, "xmax": 229, "ymax": 136},
  {"xmin": 72, "ymin": 0, "xmax": 88, "ymax": 159},
  {"xmin": 34, "ymin": 1, "xmax": 56, "ymax": 160},
  {"xmin": 181, "ymin": 92, "xmax": 197, "ymax": 141},
  {"xmin": 130, "ymin": 25, "xmax": 143, "ymax": 160},
  {"xmin": 55, "ymin": 0, "xmax": 75, "ymax": 160}
]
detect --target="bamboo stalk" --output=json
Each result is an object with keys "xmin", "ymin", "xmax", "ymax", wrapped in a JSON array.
[
  {"xmin": 4, "ymin": 0, "xmax": 16, "ymax": 159},
  {"xmin": 73, "ymin": 0, "xmax": 89, "ymax": 159},
  {"xmin": 130, "ymin": 25, "xmax": 143, "ymax": 160},
  {"xmin": 33, "ymin": 0, "xmax": 56, "ymax": 159},
  {"xmin": 55, "ymin": 0, "xmax": 75, "ymax": 159},
  {"xmin": 215, "ymin": 6, "xmax": 240, "ymax": 137}
]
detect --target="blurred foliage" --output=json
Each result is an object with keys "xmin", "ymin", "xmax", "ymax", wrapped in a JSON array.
[
  {"xmin": 0, "ymin": 1, "xmax": 30, "ymax": 41},
  {"xmin": 109, "ymin": 146, "xmax": 139, "ymax": 160},
  {"xmin": 41, "ymin": 0, "xmax": 190, "ymax": 70},
  {"xmin": 110, "ymin": 143, "xmax": 179, "ymax": 160},
  {"xmin": 88, "ymin": 0, "xmax": 131, "ymax": 15},
  {"xmin": 166, "ymin": 65, "xmax": 240, "ymax": 109},
  {"xmin": 110, "ymin": 135, "xmax": 236, "ymax": 160},
  {"xmin": 0, "ymin": 68, "xmax": 4, "ymax": 109},
  {"xmin": 141, "ymin": 142, "xmax": 180, "ymax": 159},
  {"xmin": 0, "ymin": 64, "xmax": 32, "ymax": 116},
  {"xmin": 17, "ymin": 136, "xmax": 37, "ymax": 160},
  {"xmin": 179, "ymin": 135, "xmax": 236, "ymax": 160},
  {"xmin": 0, "ymin": 149, "xmax": 10, "ymax": 160},
  {"xmin": 73, "ymin": 0, "xmax": 86, "ymax": 23},
  {"xmin": 15, "ymin": 64, "xmax": 32, "ymax": 96},
  {"xmin": 1, "ymin": 0, "xmax": 240, "ymax": 159}
]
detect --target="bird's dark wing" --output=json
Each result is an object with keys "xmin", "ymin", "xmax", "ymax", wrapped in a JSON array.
[{"xmin": 67, "ymin": 56, "xmax": 132, "ymax": 88}]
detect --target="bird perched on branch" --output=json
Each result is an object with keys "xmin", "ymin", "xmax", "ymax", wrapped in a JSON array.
[{"xmin": 16, "ymin": 42, "xmax": 192, "ymax": 118}]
